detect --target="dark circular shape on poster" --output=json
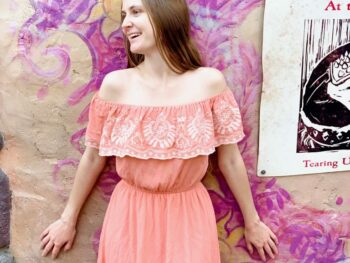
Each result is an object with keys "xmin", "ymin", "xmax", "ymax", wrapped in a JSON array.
[
  {"xmin": 260, "ymin": 170, "xmax": 266, "ymax": 175},
  {"xmin": 299, "ymin": 42, "xmax": 350, "ymax": 152},
  {"xmin": 302, "ymin": 42, "xmax": 350, "ymax": 126}
]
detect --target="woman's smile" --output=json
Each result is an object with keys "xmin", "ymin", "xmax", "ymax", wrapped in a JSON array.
[{"xmin": 128, "ymin": 32, "xmax": 142, "ymax": 41}]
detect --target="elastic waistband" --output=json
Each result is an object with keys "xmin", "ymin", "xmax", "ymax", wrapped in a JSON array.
[{"xmin": 119, "ymin": 179, "xmax": 202, "ymax": 194}]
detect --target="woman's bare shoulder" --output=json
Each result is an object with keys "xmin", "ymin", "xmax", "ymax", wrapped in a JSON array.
[
  {"xmin": 98, "ymin": 68, "xmax": 135, "ymax": 100},
  {"xmin": 194, "ymin": 67, "xmax": 228, "ymax": 96}
]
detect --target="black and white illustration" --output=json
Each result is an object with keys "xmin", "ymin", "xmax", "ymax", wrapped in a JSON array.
[
  {"xmin": 259, "ymin": 1, "xmax": 350, "ymax": 176},
  {"xmin": 298, "ymin": 19, "xmax": 350, "ymax": 152}
]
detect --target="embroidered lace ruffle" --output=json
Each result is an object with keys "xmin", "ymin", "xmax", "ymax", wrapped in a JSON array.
[{"xmin": 85, "ymin": 88, "xmax": 245, "ymax": 159}]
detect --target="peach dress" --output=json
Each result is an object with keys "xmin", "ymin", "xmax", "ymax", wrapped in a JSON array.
[{"xmin": 85, "ymin": 88, "xmax": 244, "ymax": 263}]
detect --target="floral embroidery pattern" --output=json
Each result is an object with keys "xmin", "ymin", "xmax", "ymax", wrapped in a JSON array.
[
  {"xmin": 143, "ymin": 113, "xmax": 176, "ymax": 149},
  {"xmin": 213, "ymin": 99, "xmax": 242, "ymax": 135},
  {"xmin": 187, "ymin": 109, "xmax": 214, "ymax": 144},
  {"xmin": 174, "ymin": 116, "xmax": 193, "ymax": 149},
  {"xmin": 111, "ymin": 116, "xmax": 138, "ymax": 146},
  {"xmin": 85, "ymin": 89, "xmax": 245, "ymax": 159}
]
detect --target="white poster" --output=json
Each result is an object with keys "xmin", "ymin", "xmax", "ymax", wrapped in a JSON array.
[{"xmin": 258, "ymin": 0, "xmax": 350, "ymax": 176}]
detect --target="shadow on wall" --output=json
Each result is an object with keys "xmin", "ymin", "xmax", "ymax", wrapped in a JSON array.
[{"xmin": 0, "ymin": 132, "xmax": 14, "ymax": 262}]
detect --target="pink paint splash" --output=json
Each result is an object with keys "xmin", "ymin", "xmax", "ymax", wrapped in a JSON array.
[
  {"xmin": 96, "ymin": 158, "xmax": 120, "ymax": 202},
  {"xmin": 52, "ymin": 158, "xmax": 80, "ymax": 200},
  {"xmin": 37, "ymin": 86, "xmax": 49, "ymax": 99},
  {"xmin": 336, "ymin": 197, "xmax": 344, "ymax": 206},
  {"xmin": 92, "ymin": 228, "xmax": 102, "ymax": 255}
]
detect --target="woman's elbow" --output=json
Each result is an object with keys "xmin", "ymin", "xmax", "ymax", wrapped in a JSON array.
[
  {"xmin": 83, "ymin": 146, "xmax": 107, "ymax": 165},
  {"xmin": 218, "ymin": 157, "xmax": 236, "ymax": 175}
]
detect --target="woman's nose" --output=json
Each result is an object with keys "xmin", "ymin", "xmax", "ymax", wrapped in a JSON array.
[{"xmin": 121, "ymin": 16, "xmax": 132, "ymax": 29}]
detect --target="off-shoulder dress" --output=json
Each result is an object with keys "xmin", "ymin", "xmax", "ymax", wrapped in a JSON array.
[{"xmin": 85, "ymin": 88, "xmax": 245, "ymax": 263}]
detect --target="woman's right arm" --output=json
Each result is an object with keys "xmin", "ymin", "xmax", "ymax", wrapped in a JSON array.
[{"xmin": 40, "ymin": 146, "xmax": 107, "ymax": 259}]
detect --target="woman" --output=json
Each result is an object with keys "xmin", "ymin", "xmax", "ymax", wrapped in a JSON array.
[{"xmin": 40, "ymin": 0, "xmax": 278, "ymax": 261}]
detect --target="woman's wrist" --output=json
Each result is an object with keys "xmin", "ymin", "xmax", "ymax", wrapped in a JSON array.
[
  {"xmin": 60, "ymin": 208, "xmax": 79, "ymax": 226},
  {"xmin": 244, "ymin": 214, "xmax": 261, "ymax": 230},
  {"xmin": 59, "ymin": 215, "xmax": 77, "ymax": 227}
]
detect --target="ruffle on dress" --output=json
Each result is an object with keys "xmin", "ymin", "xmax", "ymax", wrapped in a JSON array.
[{"xmin": 85, "ymin": 88, "xmax": 244, "ymax": 159}]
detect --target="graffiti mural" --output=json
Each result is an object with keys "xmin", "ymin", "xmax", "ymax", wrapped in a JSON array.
[{"xmin": 7, "ymin": 0, "xmax": 350, "ymax": 262}]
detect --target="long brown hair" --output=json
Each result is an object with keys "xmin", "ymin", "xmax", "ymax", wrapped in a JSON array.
[{"xmin": 121, "ymin": 0, "xmax": 203, "ymax": 74}]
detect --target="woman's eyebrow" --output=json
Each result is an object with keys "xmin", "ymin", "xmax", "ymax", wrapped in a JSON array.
[{"xmin": 121, "ymin": 5, "xmax": 142, "ymax": 13}]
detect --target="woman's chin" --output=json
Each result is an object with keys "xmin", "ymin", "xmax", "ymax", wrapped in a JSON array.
[
  {"xmin": 130, "ymin": 45, "xmax": 144, "ymax": 54},
  {"xmin": 130, "ymin": 44, "xmax": 156, "ymax": 55}
]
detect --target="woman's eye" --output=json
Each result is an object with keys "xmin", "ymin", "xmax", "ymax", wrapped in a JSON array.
[{"xmin": 132, "ymin": 9, "xmax": 141, "ymax": 15}]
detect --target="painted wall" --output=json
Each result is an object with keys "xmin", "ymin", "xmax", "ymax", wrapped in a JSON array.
[{"xmin": 0, "ymin": 0, "xmax": 349, "ymax": 262}]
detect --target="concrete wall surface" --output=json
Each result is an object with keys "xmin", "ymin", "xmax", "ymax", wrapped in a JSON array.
[{"xmin": 0, "ymin": 0, "xmax": 350, "ymax": 262}]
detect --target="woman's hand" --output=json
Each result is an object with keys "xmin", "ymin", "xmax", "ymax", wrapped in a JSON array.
[
  {"xmin": 40, "ymin": 218, "xmax": 77, "ymax": 259},
  {"xmin": 244, "ymin": 219, "xmax": 278, "ymax": 261}
]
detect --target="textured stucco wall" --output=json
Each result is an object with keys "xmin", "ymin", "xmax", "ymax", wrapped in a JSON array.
[{"xmin": 0, "ymin": 0, "xmax": 350, "ymax": 262}]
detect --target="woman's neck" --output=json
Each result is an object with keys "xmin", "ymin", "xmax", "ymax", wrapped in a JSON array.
[{"xmin": 138, "ymin": 52, "xmax": 180, "ymax": 83}]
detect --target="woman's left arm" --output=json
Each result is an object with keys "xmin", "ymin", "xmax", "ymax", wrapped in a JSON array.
[{"xmin": 217, "ymin": 143, "xmax": 278, "ymax": 261}]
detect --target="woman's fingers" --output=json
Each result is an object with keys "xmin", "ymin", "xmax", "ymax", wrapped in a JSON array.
[
  {"xmin": 247, "ymin": 242, "xmax": 254, "ymax": 254},
  {"xmin": 63, "ymin": 240, "xmax": 73, "ymax": 252},
  {"xmin": 268, "ymin": 238, "xmax": 279, "ymax": 255},
  {"xmin": 51, "ymin": 243, "xmax": 63, "ymax": 259},
  {"xmin": 269, "ymin": 230, "xmax": 278, "ymax": 245},
  {"xmin": 264, "ymin": 242, "xmax": 275, "ymax": 260},
  {"xmin": 257, "ymin": 247, "xmax": 266, "ymax": 261},
  {"xmin": 40, "ymin": 228, "xmax": 49, "ymax": 240},
  {"xmin": 40, "ymin": 235, "xmax": 50, "ymax": 249},
  {"xmin": 42, "ymin": 240, "xmax": 54, "ymax": 257},
  {"xmin": 244, "ymin": 222, "xmax": 279, "ymax": 261},
  {"xmin": 40, "ymin": 219, "xmax": 77, "ymax": 259}
]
